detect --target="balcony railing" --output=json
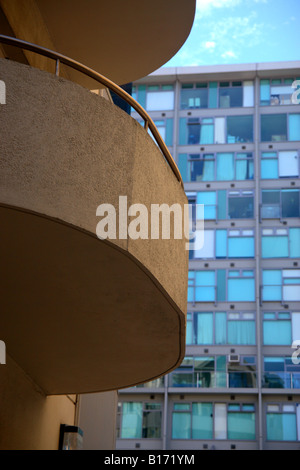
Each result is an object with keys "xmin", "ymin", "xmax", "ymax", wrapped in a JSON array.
[
  {"xmin": 0, "ymin": 34, "xmax": 183, "ymax": 187},
  {"xmin": 169, "ymin": 371, "xmax": 257, "ymax": 388},
  {"xmin": 263, "ymin": 372, "xmax": 300, "ymax": 389}
]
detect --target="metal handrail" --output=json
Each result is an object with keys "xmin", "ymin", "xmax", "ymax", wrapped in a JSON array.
[{"xmin": 0, "ymin": 34, "xmax": 183, "ymax": 186}]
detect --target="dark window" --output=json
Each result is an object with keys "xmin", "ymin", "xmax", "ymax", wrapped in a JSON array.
[{"xmin": 261, "ymin": 114, "xmax": 287, "ymax": 142}]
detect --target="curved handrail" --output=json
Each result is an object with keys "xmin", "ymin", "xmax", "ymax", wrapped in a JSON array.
[{"xmin": 0, "ymin": 34, "xmax": 183, "ymax": 186}]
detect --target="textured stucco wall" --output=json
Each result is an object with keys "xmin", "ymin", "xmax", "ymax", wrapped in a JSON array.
[{"xmin": 0, "ymin": 58, "xmax": 188, "ymax": 314}]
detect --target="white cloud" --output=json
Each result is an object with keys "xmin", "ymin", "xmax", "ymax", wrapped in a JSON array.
[
  {"xmin": 221, "ymin": 50, "xmax": 237, "ymax": 58},
  {"xmin": 204, "ymin": 41, "xmax": 216, "ymax": 49}
]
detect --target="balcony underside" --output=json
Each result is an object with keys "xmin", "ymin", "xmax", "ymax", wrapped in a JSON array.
[
  {"xmin": 0, "ymin": 0, "xmax": 196, "ymax": 85},
  {"xmin": 0, "ymin": 59, "xmax": 188, "ymax": 395},
  {"xmin": 1, "ymin": 205, "xmax": 184, "ymax": 394}
]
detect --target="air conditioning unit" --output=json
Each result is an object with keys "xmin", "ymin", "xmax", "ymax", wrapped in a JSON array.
[{"xmin": 228, "ymin": 354, "xmax": 240, "ymax": 363}]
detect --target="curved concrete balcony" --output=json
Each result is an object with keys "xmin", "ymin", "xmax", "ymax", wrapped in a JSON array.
[
  {"xmin": 0, "ymin": 58, "xmax": 189, "ymax": 395},
  {"xmin": 0, "ymin": 0, "xmax": 196, "ymax": 85}
]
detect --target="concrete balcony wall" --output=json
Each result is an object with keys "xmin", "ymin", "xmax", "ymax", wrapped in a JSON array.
[
  {"xmin": 0, "ymin": 59, "xmax": 188, "ymax": 395},
  {"xmin": 0, "ymin": 355, "xmax": 76, "ymax": 450}
]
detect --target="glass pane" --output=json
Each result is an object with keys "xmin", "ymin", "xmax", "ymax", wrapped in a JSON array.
[
  {"xmin": 263, "ymin": 321, "xmax": 291, "ymax": 345},
  {"xmin": 261, "ymin": 114, "xmax": 287, "ymax": 142},
  {"xmin": 215, "ymin": 312, "xmax": 227, "ymax": 344},
  {"xmin": 197, "ymin": 192, "xmax": 216, "ymax": 219},
  {"xmin": 228, "ymin": 278, "xmax": 255, "ymax": 301},
  {"xmin": 180, "ymin": 88, "xmax": 208, "ymax": 109},
  {"xmin": 194, "ymin": 229, "xmax": 214, "ymax": 259},
  {"xmin": 142, "ymin": 409, "xmax": 161, "ymax": 438},
  {"xmin": 192, "ymin": 403, "xmax": 213, "ymax": 439},
  {"xmin": 208, "ymin": 82, "xmax": 218, "ymax": 108},
  {"xmin": 216, "ymin": 269, "xmax": 226, "ymax": 302},
  {"xmin": 216, "ymin": 230, "xmax": 227, "ymax": 258},
  {"xmin": 228, "ymin": 237, "xmax": 254, "ymax": 258},
  {"xmin": 190, "ymin": 159, "xmax": 214, "ymax": 182},
  {"xmin": 263, "ymin": 270, "xmax": 282, "ymax": 285},
  {"xmin": 278, "ymin": 151, "xmax": 299, "ymax": 177},
  {"xmin": 188, "ymin": 120, "xmax": 200, "ymax": 144},
  {"xmin": 216, "ymin": 153, "xmax": 234, "ymax": 180},
  {"xmin": 174, "ymin": 403, "xmax": 190, "ymax": 411},
  {"xmin": 267, "ymin": 413, "xmax": 297, "ymax": 441},
  {"xmin": 261, "ymin": 158, "xmax": 278, "ymax": 179},
  {"xmin": 179, "ymin": 118, "xmax": 187, "ymax": 145},
  {"xmin": 289, "ymin": 114, "xmax": 300, "ymax": 141},
  {"xmin": 186, "ymin": 318, "xmax": 193, "ymax": 344},
  {"xmin": 172, "ymin": 413, "xmax": 191, "ymax": 439},
  {"xmin": 282, "ymin": 190, "xmax": 299, "ymax": 218},
  {"xmin": 228, "ymin": 321, "xmax": 256, "ymax": 345},
  {"xmin": 227, "ymin": 413, "xmax": 256, "ymax": 440},
  {"xmin": 121, "ymin": 403, "xmax": 143, "ymax": 438},
  {"xmin": 227, "ymin": 115, "xmax": 253, "ymax": 143},
  {"xmin": 195, "ymin": 313, "xmax": 213, "ymax": 344},
  {"xmin": 200, "ymin": 124, "xmax": 214, "ymax": 144},
  {"xmin": 260, "ymin": 79, "xmax": 270, "ymax": 104},
  {"xmin": 262, "ymin": 236, "xmax": 289, "ymax": 258},
  {"xmin": 217, "ymin": 190, "xmax": 227, "ymax": 219},
  {"xmin": 215, "ymin": 403, "xmax": 227, "ymax": 440},
  {"xmin": 178, "ymin": 154, "xmax": 188, "ymax": 182},
  {"xmin": 236, "ymin": 158, "xmax": 254, "ymax": 180},
  {"xmin": 228, "ymin": 196, "xmax": 254, "ymax": 219},
  {"xmin": 195, "ymin": 287, "xmax": 215, "ymax": 302},
  {"xmin": 290, "ymin": 228, "xmax": 300, "ymax": 258},
  {"xmin": 219, "ymin": 86, "xmax": 243, "ymax": 108},
  {"xmin": 146, "ymin": 91, "xmax": 174, "ymax": 111}
]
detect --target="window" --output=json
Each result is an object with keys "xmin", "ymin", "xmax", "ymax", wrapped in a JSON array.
[
  {"xmin": 172, "ymin": 402, "xmax": 213, "ymax": 439},
  {"xmin": 261, "ymin": 228, "xmax": 300, "ymax": 258},
  {"xmin": 179, "ymin": 117, "xmax": 214, "ymax": 145},
  {"xmin": 188, "ymin": 270, "xmax": 255, "ymax": 303},
  {"xmin": 180, "ymin": 83, "xmax": 209, "ymax": 109},
  {"xmin": 227, "ymin": 404, "xmax": 256, "ymax": 440},
  {"xmin": 261, "ymin": 189, "xmax": 300, "ymax": 219},
  {"xmin": 261, "ymin": 151, "xmax": 299, "ymax": 179},
  {"xmin": 260, "ymin": 78, "xmax": 300, "ymax": 106},
  {"xmin": 136, "ymin": 118, "xmax": 173, "ymax": 146},
  {"xmin": 195, "ymin": 190, "xmax": 254, "ymax": 221},
  {"xmin": 223, "ymin": 229, "xmax": 254, "ymax": 258},
  {"xmin": 172, "ymin": 402, "xmax": 256, "ymax": 440},
  {"xmin": 118, "ymin": 402, "xmax": 162, "ymax": 439},
  {"xmin": 262, "ymin": 311, "xmax": 300, "ymax": 346},
  {"xmin": 196, "ymin": 191, "xmax": 217, "ymax": 220},
  {"xmin": 219, "ymin": 81, "xmax": 243, "ymax": 108},
  {"xmin": 170, "ymin": 356, "xmax": 256, "ymax": 389},
  {"xmin": 266, "ymin": 404, "xmax": 298, "ymax": 441},
  {"xmin": 186, "ymin": 311, "xmax": 256, "ymax": 346},
  {"xmin": 226, "ymin": 115, "xmax": 253, "ymax": 143},
  {"xmin": 178, "ymin": 152, "xmax": 254, "ymax": 183},
  {"xmin": 263, "ymin": 357, "xmax": 300, "ymax": 389},
  {"xmin": 152, "ymin": 118, "xmax": 173, "ymax": 146},
  {"xmin": 217, "ymin": 152, "xmax": 254, "ymax": 181},
  {"xmin": 146, "ymin": 84, "xmax": 174, "ymax": 111},
  {"xmin": 179, "ymin": 115, "xmax": 253, "ymax": 145},
  {"xmin": 228, "ymin": 191, "xmax": 254, "ymax": 219},
  {"xmin": 227, "ymin": 270, "xmax": 255, "ymax": 302},
  {"xmin": 188, "ymin": 271, "xmax": 216, "ymax": 302},
  {"xmin": 191, "ymin": 228, "xmax": 255, "ymax": 259},
  {"xmin": 262, "ymin": 270, "xmax": 300, "ymax": 302},
  {"xmin": 261, "ymin": 113, "xmax": 300, "ymax": 142},
  {"xmin": 180, "ymin": 80, "xmax": 253, "ymax": 109}
]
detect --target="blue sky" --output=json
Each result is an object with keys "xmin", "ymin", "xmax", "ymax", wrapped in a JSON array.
[{"xmin": 163, "ymin": 0, "xmax": 300, "ymax": 68}]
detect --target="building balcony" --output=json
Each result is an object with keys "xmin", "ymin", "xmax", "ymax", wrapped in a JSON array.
[{"xmin": 0, "ymin": 52, "xmax": 189, "ymax": 395}]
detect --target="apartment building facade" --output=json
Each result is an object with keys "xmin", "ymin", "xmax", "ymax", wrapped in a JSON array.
[{"xmin": 116, "ymin": 61, "xmax": 300, "ymax": 451}]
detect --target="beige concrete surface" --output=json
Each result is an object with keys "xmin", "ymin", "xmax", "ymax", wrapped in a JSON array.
[{"xmin": 0, "ymin": 59, "xmax": 188, "ymax": 394}]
